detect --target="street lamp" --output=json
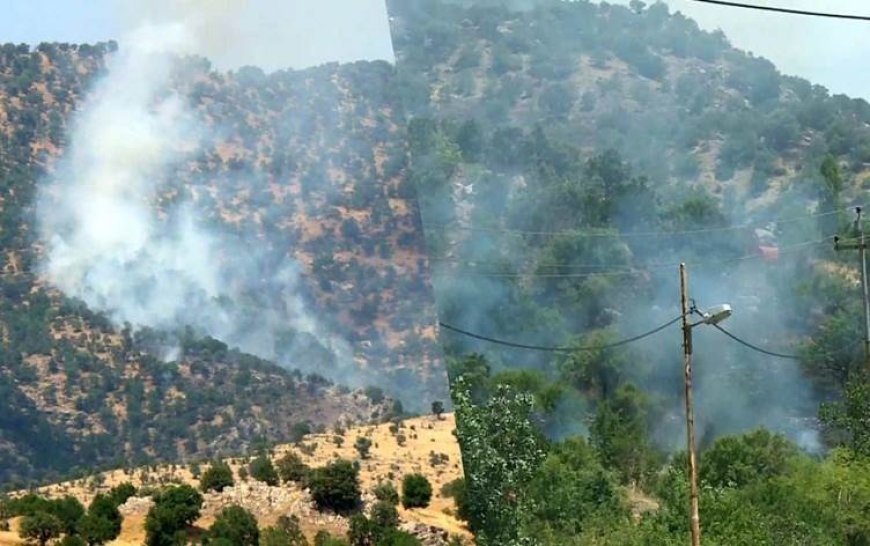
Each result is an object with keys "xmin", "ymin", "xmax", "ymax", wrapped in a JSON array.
[
  {"xmin": 679, "ymin": 263, "xmax": 732, "ymax": 546},
  {"xmin": 694, "ymin": 303, "xmax": 732, "ymax": 326}
]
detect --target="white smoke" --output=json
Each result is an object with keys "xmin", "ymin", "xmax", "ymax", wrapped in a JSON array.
[
  {"xmin": 114, "ymin": 0, "xmax": 396, "ymax": 71},
  {"xmin": 41, "ymin": 22, "xmax": 209, "ymax": 328},
  {"xmin": 37, "ymin": 12, "xmax": 353, "ymax": 375}
]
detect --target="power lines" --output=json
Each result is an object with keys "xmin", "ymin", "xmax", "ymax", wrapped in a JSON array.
[
  {"xmin": 431, "ymin": 205, "xmax": 855, "ymax": 359},
  {"xmin": 691, "ymin": 0, "xmax": 870, "ymax": 21},
  {"xmin": 425, "ymin": 208, "xmax": 843, "ymax": 239},
  {"xmin": 439, "ymin": 315, "xmax": 826, "ymax": 361},
  {"xmin": 431, "ymin": 237, "xmax": 831, "ymax": 279},
  {"xmin": 711, "ymin": 324, "xmax": 799, "ymax": 359},
  {"xmin": 438, "ymin": 315, "xmax": 682, "ymax": 353},
  {"xmin": 426, "ymin": 209, "xmax": 845, "ymax": 279}
]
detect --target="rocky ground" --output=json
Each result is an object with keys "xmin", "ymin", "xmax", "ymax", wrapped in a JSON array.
[{"xmin": 2, "ymin": 413, "xmax": 470, "ymax": 545}]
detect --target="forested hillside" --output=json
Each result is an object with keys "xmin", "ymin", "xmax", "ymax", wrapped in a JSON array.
[
  {"xmin": 387, "ymin": 0, "xmax": 869, "ymax": 437},
  {"xmin": 3, "ymin": 0, "xmax": 870, "ymax": 542},
  {"xmin": 386, "ymin": 0, "xmax": 870, "ymax": 544},
  {"xmin": 391, "ymin": 0, "xmax": 870, "ymax": 192},
  {"xmin": 0, "ymin": 42, "xmax": 444, "ymax": 486}
]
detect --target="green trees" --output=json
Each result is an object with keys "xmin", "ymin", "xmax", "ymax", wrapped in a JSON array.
[
  {"xmin": 370, "ymin": 501, "xmax": 399, "ymax": 531},
  {"xmin": 800, "ymin": 298, "xmax": 862, "ymax": 398},
  {"xmin": 290, "ymin": 422, "xmax": 312, "ymax": 444},
  {"xmin": 277, "ymin": 451, "xmax": 310, "ymax": 485},
  {"xmin": 144, "ymin": 485, "xmax": 203, "ymax": 546},
  {"xmin": 46, "ymin": 496, "xmax": 84, "ymax": 535},
  {"xmin": 819, "ymin": 154, "xmax": 845, "ymax": 235},
  {"xmin": 19, "ymin": 511, "xmax": 62, "ymax": 546},
  {"xmin": 347, "ymin": 514, "xmax": 375, "ymax": 546},
  {"xmin": 399, "ymin": 0, "xmax": 870, "ymax": 543},
  {"xmin": 633, "ymin": 431, "xmax": 870, "ymax": 545},
  {"xmin": 308, "ymin": 460, "xmax": 362, "ymax": 513},
  {"xmin": 3, "ymin": 5, "xmax": 870, "ymax": 546},
  {"xmin": 364, "ymin": 386, "xmax": 386, "ymax": 404},
  {"xmin": 821, "ymin": 378, "xmax": 870, "ymax": 457},
  {"xmin": 558, "ymin": 333, "xmax": 626, "ymax": 402},
  {"xmin": 490, "ymin": 370, "xmax": 556, "ymax": 406},
  {"xmin": 261, "ymin": 515, "xmax": 309, "ymax": 546},
  {"xmin": 373, "ymin": 482, "xmax": 399, "ymax": 506},
  {"xmin": 431, "ymin": 401, "xmax": 445, "ymax": 419},
  {"xmin": 524, "ymin": 438, "xmax": 624, "ymax": 536},
  {"xmin": 401, "ymin": 474, "xmax": 433, "ymax": 509},
  {"xmin": 208, "ymin": 506, "xmax": 260, "ymax": 546},
  {"xmin": 589, "ymin": 385, "xmax": 659, "ymax": 486},
  {"xmin": 440, "ymin": 479, "xmax": 470, "ymax": 522},
  {"xmin": 700, "ymin": 429, "xmax": 798, "ymax": 489},
  {"xmin": 2, "ymin": 492, "xmax": 123, "ymax": 546},
  {"xmin": 456, "ymin": 120, "xmax": 483, "ymax": 162},
  {"xmin": 80, "ymin": 494, "xmax": 123, "ymax": 545},
  {"xmin": 201, "ymin": 460, "xmax": 235, "ymax": 492},
  {"xmin": 249, "ymin": 455, "xmax": 280, "ymax": 486},
  {"xmin": 354, "ymin": 437, "xmax": 373, "ymax": 460},
  {"xmin": 0, "ymin": 30, "xmax": 450, "ymax": 486},
  {"xmin": 347, "ymin": 503, "xmax": 420, "ymax": 546},
  {"xmin": 452, "ymin": 379, "xmax": 546, "ymax": 545},
  {"xmin": 538, "ymin": 83, "xmax": 576, "ymax": 116},
  {"xmin": 106, "ymin": 483, "xmax": 136, "ymax": 507}
]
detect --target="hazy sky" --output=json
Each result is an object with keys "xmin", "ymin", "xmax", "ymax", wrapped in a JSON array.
[
  {"xmin": 0, "ymin": 0, "xmax": 395, "ymax": 71},
  {"xmin": 0, "ymin": 0, "xmax": 118, "ymax": 44},
  {"xmin": 0, "ymin": 0, "xmax": 867, "ymax": 99}
]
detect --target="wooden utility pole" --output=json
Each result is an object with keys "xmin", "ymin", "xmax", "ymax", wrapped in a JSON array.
[
  {"xmin": 680, "ymin": 263, "xmax": 702, "ymax": 546},
  {"xmin": 834, "ymin": 207, "xmax": 870, "ymax": 372}
]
